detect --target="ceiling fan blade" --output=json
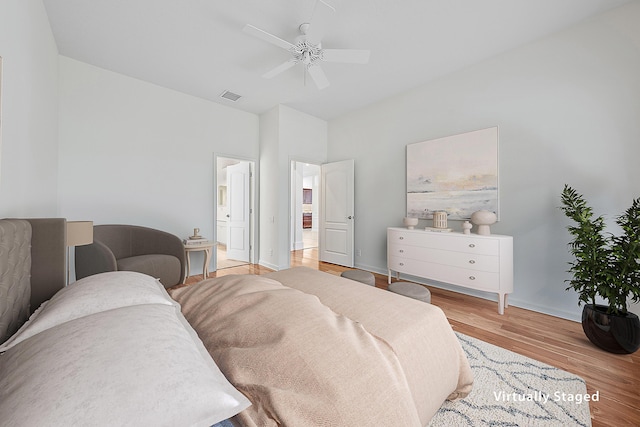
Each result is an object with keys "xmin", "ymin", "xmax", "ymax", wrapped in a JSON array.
[
  {"xmin": 322, "ymin": 49, "xmax": 370, "ymax": 64},
  {"xmin": 307, "ymin": 65, "xmax": 330, "ymax": 90},
  {"xmin": 243, "ymin": 24, "xmax": 293, "ymax": 50},
  {"xmin": 305, "ymin": 0, "xmax": 336, "ymax": 45},
  {"xmin": 263, "ymin": 59, "xmax": 297, "ymax": 79}
]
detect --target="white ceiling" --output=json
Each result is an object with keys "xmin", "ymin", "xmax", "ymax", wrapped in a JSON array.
[{"xmin": 42, "ymin": 0, "xmax": 630, "ymax": 120}]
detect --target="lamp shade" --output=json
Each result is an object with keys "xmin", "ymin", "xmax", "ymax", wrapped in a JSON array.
[{"xmin": 67, "ymin": 221, "xmax": 93, "ymax": 247}]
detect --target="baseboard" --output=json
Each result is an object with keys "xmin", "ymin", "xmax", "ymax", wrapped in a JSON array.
[
  {"xmin": 258, "ymin": 260, "xmax": 279, "ymax": 271},
  {"xmin": 354, "ymin": 262, "xmax": 388, "ymax": 276},
  {"xmin": 507, "ymin": 299, "xmax": 581, "ymax": 322}
]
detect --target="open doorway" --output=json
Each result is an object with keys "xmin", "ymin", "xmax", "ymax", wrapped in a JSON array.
[
  {"xmin": 290, "ymin": 159, "xmax": 356, "ymax": 268},
  {"xmin": 290, "ymin": 161, "xmax": 321, "ymax": 264},
  {"xmin": 215, "ymin": 156, "xmax": 255, "ymax": 270}
]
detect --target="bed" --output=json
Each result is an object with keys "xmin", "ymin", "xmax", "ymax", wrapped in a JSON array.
[
  {"xmin": 0, "ymin": 218, "xmax": 473, "ymax": 426},
  {"xmin": 0, "ymin": 219, "xmax": 250, "ymax": 426}
]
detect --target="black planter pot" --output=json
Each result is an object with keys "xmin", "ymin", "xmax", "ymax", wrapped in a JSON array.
[{"xmin": 582, "ymin": 304, "xmax": 640, "ymax": 354}]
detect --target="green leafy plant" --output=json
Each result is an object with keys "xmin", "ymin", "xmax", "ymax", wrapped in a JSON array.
[{"xmin": 560, "ymin": 185, "xmax": 640, "ymax": 315}]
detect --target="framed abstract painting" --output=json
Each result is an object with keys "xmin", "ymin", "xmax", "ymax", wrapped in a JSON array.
[{"xmin": 406, "ymin": 127, "xmax": 499, "ymax": 221}]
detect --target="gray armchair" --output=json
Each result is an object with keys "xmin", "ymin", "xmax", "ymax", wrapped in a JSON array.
[{"xmin": 75, "ymin": 225, "xmax": 185, "ymax": 288}]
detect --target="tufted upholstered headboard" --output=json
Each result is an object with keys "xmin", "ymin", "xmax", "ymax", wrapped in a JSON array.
[{"xmin": 0, "ymin": 218, "xmax": 66, "ymax": 343}]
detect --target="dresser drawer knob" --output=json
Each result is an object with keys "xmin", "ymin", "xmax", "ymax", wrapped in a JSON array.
[
  {"xmin": 399, "ymin": 236, "xmax": 404, "ymax": 240},
  {"xmin": 399, "ymin": 249, "xmax": 404, "ymax": 253},
  {"xmin": 399, "ymin": 262, "xmax": 404, "ymax": 266},
  {"xmin": 469, "ymin": 243, "xmax": 475, "ymax": 248},
  {"xmin": 469, "ymin": 260, "xmax": 476, "ymax": 264},
  {"xmin": 469, "ymin": 276, "xmax": 476, "ymax": 280}
]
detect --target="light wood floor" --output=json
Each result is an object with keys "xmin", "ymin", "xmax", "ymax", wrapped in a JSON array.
[{"xmin": 183, "ymin": 248, "xmax": 640, "ymax": 427}]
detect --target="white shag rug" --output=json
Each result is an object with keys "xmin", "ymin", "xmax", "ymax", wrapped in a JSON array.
[{"xmin": 429, "ymin": 333, "xmax": 592, "ymax": 427}]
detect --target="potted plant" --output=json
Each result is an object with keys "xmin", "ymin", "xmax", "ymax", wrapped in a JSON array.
[{"xmin": 560, "ymin": 185, "xmax": 640, "ymax": 354}]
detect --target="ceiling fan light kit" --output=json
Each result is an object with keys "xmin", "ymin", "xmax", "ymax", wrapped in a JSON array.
[
  {"xmin": 290, "ymin": 38, "xmax": 323, "ymax": 66},
  {"xmin": 243, "ymin": 0, "xmax": 370, "ymax": 90}
]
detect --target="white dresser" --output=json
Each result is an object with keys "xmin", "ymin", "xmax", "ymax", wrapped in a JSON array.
[{"xmin": 387, "ymin": 227, "xmax": 513, "ymax": 314}]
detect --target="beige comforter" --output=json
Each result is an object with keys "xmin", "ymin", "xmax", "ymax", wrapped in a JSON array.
[{"xmin": 170, "ymin": 268, "xmax": 473, "ymax": 426}]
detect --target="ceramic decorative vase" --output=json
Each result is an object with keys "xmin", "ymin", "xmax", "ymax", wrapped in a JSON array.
[
  {"xmin": 462, "ymin": 220, "xmax": 472, "ymax": 234},
  {"xmin": 470, "ymin": 210, "xmax": 497, "ymax": 235},
  {"xmin": 403, "ymin": 217, "xmax": 419, "ymax": 229}
]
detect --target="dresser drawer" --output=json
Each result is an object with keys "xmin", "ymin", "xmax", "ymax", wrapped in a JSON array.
[
  {"xmin": 388, "ymin": 243, "xmax": 499, "ymax": 272},
  {"xmin": 388, "ymin": 256, "xmax": 501, "ymax": 292},
  {"xmin": 388, "ymin": 229, "xmax": 499, "ymax": 255}
]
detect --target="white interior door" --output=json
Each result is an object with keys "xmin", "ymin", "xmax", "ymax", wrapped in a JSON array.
[
  {"xmin": 226, "ymin": 162, "xmax": 250, "ymax": 262},
  {"xmin": 320, "ymin": 159, "xmax": 354, "ymax": 267}
]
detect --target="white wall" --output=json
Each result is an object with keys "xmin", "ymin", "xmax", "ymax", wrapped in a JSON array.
[
  {"xmin": 328, "ymin": 2, "xmax": 640, "ymax": 321},
  {"xmin": 259, "ymin": 105, "xmax": 327, "ymax": 270},
  {"xmin": 258, "ymin": 107, "xmax": 280, "ymax": 270},
  {"xmin": 0, "ymin": 0, "xmax": 59, "ymax": 217},
  {"xmin": 57, "ymin": 57, "xmax": 259, "ymax": 273}
]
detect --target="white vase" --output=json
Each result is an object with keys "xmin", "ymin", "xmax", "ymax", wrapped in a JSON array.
[
  {"xmin": 470, "ymin": 210, "xmax": 497, "ymax": 235},
  {"xmin": 403, "ymin": 217, "xmax": 419, "ymax": 229}
]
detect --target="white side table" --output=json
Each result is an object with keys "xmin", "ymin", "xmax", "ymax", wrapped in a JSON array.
[{"xmin": 183, "ymin": 242, "xmax": 216, "ymax": 283}]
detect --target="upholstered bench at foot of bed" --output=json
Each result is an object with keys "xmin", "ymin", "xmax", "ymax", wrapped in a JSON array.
[
  {"xmin": 388, "ymin": 281, "xmax": 431, "ymax": 303},
  {"xmin": 340, "ymin": 269, "xmax": 375, "ymax": 286}
]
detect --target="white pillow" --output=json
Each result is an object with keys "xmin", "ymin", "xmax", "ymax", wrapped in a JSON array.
[
  {"xmin": 0, "ymin": 271, "xmax": 173, "ymax": 351},
  {"xmin": 0, "ymin": 304, "xmax": 251, "ymax": 427}
]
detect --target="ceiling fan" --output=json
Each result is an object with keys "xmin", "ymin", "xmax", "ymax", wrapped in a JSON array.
[{"xmin": 243, "ymin": 0, "xmax": 370, "ymax": 90}]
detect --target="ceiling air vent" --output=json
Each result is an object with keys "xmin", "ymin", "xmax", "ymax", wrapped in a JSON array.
[{"xmin": 220, "ymin": 90, "xmax": 242, "ymax": 102}]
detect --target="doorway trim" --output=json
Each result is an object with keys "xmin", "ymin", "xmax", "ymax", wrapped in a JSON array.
[{"xmin": 213, "ymin": 153, "xmax": 258, "ymax": 271}]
